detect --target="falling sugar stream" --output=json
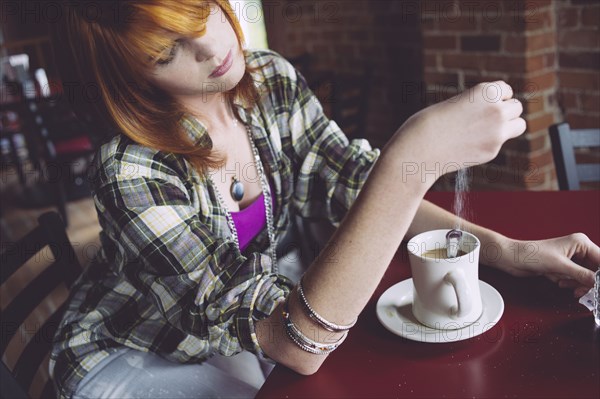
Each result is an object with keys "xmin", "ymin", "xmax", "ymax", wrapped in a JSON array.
[
  {"xmin": 453, "ymin": 168, "xmax": 471, "ymax": 232},
  {"xmin": 445, "ymin": 168, "xmax": 472, "ymax": 258}
]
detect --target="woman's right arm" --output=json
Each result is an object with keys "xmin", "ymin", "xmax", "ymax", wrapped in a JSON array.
[{"xmin": 256, "ymin": 80, "xmax": 525, "ymax": 374}]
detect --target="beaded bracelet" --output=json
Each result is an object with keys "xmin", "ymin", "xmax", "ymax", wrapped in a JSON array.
[
  {"xmin": 297, "ymin": 277, "xmax": 358, "ymax": 332},
  {"xmin": 282, "ymin": 297, "xmax": 348, "ymax": 355}
]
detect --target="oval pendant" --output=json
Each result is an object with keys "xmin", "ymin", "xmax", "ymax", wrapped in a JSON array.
[{"xmin": 230, "ymin": 177, "xmax": 244, "ymax": 202}]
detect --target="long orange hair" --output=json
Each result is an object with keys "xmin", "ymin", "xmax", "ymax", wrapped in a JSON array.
[{"xmin": 51, "ymin": 0, "xmax": 264, "ymax": 173}]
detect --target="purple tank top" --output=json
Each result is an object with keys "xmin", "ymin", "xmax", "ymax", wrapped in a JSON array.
[{"xmin": 230, "ymin": 186, "xmax": 274, "ymax": 251}]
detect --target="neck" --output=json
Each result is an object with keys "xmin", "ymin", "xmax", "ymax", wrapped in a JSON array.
[{"xmin": 178, "ymin": 91, "xmax": 237, "ymax": 129}]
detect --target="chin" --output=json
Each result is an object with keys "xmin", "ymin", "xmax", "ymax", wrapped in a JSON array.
[{"xmin": 222, "ymin": 61, "xmax": 246, "ymax": 91}]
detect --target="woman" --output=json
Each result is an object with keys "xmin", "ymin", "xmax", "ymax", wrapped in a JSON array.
[{"xmin": 49, "ymin": 1, "xmax": 598, "ymax": 398}]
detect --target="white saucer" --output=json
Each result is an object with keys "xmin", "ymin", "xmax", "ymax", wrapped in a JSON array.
[{"xmin": 376, "ymin": 278, "xmax": 504, "ymax": 343}]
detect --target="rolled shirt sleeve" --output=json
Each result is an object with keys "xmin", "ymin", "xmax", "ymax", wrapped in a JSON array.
[{"xmin": 285, "ymin": 64, "xmax": 380, "ymax": 226}]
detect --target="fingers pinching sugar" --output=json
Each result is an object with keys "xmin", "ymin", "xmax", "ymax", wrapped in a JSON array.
[
  {"xmin": 505, "ymin": 98, "xmax": 524, "ymax": 120},
  {"xmin": 499, "ymin": 81, "xmax": 514, "ymax": 101},
  {"xmin": 487, "ymin": 80, "xmax": 514, "ymax": 101},
  {"xmin": 477, "ymin": 81, "xmax": 514, "ymax": 104}
]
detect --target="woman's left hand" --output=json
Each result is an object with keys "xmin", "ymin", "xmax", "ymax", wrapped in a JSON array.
[{"xmin": 495, "ymin": 233, "xmax": 599, "ymax": 297}]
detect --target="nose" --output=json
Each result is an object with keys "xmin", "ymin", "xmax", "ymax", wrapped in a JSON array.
[{"xmin": 189, "ymin": 37, "xmax": 218, "ymax": 63}]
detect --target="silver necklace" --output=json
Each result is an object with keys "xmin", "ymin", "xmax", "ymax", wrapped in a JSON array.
[
  {"xmin": 207, "ymin": 122, "xmax": 278, "ymax": 272},
  {"xmin": 229, "ymin": 117, "xmax": 245, "ymax": 202}
]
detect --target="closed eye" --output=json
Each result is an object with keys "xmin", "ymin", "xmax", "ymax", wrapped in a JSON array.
[{"xmin": 156, "ymin": 40, "xmax": 181, "ymax": 66}]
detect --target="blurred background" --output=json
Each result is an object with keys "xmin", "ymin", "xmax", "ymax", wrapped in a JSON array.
[{"xmin": 1, "ymin": 0, "xmax": 599, "ymax": 247}]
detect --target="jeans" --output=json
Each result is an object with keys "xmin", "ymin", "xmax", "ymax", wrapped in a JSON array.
[{"xmin": 73, "ymin": 348, "xmax": 274, "ymax": 399}]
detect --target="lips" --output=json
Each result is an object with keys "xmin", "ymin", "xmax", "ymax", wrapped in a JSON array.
[{"xmin": 209, "ymin": 49, "xmax": 233, "ymax": 78}]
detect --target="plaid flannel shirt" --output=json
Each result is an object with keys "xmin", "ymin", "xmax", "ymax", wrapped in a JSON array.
[{"xmin": 49, "ymin": 49, "xmax": 380, "ymax": 398}]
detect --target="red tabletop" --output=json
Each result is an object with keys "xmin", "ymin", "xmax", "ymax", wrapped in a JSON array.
[{"xmin": 258, "ymin": 191, "xmax": 600, "ymax": 399}]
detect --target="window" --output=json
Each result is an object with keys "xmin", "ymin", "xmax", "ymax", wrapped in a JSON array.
[{"xmin": 229, "ymin": 0, "xmax": 269, "ymax": 49}]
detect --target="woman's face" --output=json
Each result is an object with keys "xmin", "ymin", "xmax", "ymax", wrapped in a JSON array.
[{"xmin": 146, "ymin": 3, "xmax": 245, "ymax": 97}]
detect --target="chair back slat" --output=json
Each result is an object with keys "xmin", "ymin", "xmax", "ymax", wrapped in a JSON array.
[
  {"xmin": 577, "ymin": 164, "xmax": 600, "ymax": 183},
  {"xmin": 13, "ymin": 305, "xmax": 66, "ymax": 391},
  {"xmin": 550, "ymin": 123, "xmax": 582, "ymax": 190},
  {"xmin": 0, "ymin": 211, "xmax": 81, "ymax": 398},
  {"xmin": 571, "ymin": 129, "xmax": 600, "ymax": 148},
  {"xmin": 0, "ymin": 262, "xmax": 65, "ymax": 354},
  {"xmin": 38, "ymin": 212, "xmax": 81, "ymax": 289},
  {"xmin": 1, "ymin": 228, "xmax": 47, "ymax": 285}
]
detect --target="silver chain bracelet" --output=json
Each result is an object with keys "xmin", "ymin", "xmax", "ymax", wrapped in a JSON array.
[
  {"xmin": 298, "ymin": 277, "xmax": 358, "ymax": 332},
  {"xmin": 282, "ymin": 297, "xmax": 347, "ymax": 355}
]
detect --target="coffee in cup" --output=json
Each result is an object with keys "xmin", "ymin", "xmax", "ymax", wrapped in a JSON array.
[{"xmin": 421, "ymin": 247, "xmax": 467, "ymax": 259}]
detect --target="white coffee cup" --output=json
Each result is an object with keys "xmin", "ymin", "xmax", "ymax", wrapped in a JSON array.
[{"xmin": 407, "ymin": 229, "xmax": 483, "ymax": 330}]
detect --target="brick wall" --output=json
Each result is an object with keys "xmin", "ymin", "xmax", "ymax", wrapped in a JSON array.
[
  {"xmin": 264, "ymin": 0, "xmax": 423, "ymax": 148},
  {"xmin": 267, "ymin": 0, "xmax": 598, "ymax": 191},
  {"xmin": 422, "ymin": 0, "xmax": 564, "ymax": 190},
  {"xmin": 557, "ymin": 0, "xmax": 600, "ymax": 129}
]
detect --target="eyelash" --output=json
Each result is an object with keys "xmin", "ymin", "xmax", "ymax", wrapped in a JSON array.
[{"xmin": 156, "ymin": 41, "xmax": 180, "ymax": 66}]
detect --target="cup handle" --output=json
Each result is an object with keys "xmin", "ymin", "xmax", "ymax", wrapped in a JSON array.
[{"xmin": 443, "ymin": 269, "xmax": 473, "ymax": 318}]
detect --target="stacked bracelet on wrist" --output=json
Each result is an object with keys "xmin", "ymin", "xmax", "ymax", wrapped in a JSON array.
[
  {"xmin": 281, "ymin": 277, "xmax": 358, "ymax": 355},
  {"xmin": 298, "ymin": 277, "xmax": 357, "ymax": 332},
  {"xmin": 282, "ymin": 297, "xmax": 348, "ymax": 355}
]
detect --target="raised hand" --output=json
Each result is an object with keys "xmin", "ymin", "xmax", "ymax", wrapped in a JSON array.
[{"xmin": 388, "ymin": 80, "xmax": 526, "ymax": 187}]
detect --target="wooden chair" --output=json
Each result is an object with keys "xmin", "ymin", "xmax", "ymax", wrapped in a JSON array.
[
  {"xmin": 549, "ymin": 123, "xmax": 600, "ymax": 190},
  {"xmin": 1, "ymin": 93, "xmax": 95, "ymax": 226},
  {"xmin": 30, "ymin": 96, "xmax": 95, "ymax": 225},
  {"xmin": 0, "ymin": 100, "xmax": 47, "ymax": 188},
  {"xmin": 1, "ymin": 211, "xmax": 82, "ymax": 398}
]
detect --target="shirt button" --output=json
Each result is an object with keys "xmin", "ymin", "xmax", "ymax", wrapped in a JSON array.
[{"xmin": 206, "ymin": 303, "xmax": 220, "ymax": 321}]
